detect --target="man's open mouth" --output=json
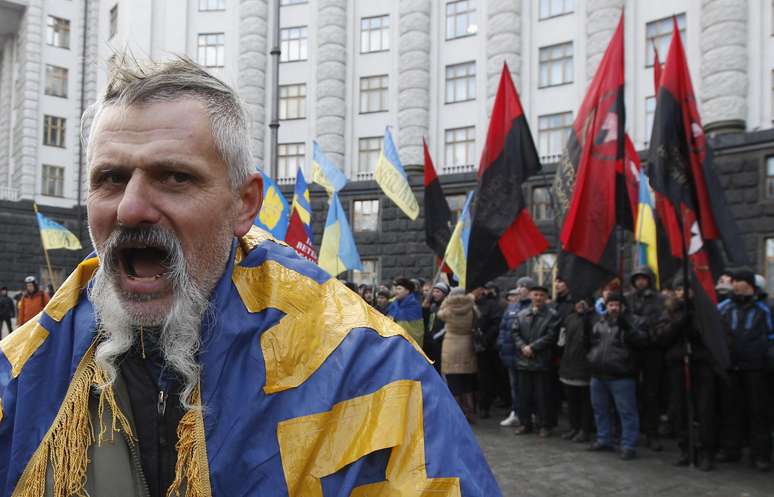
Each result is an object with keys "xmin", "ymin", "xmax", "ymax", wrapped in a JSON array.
[{"xmin": 118, "ymin": 245, "xmax": 171, "ymax": 281}]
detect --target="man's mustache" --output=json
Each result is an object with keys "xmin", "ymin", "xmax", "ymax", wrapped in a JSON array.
[{"xmin": 101, "ymin": 225, "xmax": 186, "ymax": 281}]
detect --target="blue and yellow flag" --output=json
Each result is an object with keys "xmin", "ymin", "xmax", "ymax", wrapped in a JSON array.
[
  {"xmin": 444, "ymin": 191, "xmax": 474, "ymax": 289},
  {"xmin": 635, "ymin": 168, "xmax": 659, "ymax": 286},
  {"xmin": 285, "ymin": 167, "xmax": 317, "ymax": 262},
  {"xmin": 254, "ymin": 168, "xmax": 291, "ymax": 240},
  {"xmin": 312, "ymin": 141, "xmax": 347, "ymax": 194},
  {"xmin": 35, "ymin": 211, "xmax": 82, "ymax": 250},
  {"xmin": 318, "ymin": 192, "xmax": 362, "ymax": 277},
  {"xmin": 375, "ymin": 127, "xmax": 419, "ymax": 220}
]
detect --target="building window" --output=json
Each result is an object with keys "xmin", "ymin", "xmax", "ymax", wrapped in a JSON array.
[
  {"xmin": 446, "ymin": 0, "xmax": 476, "ymax": 40},
  {"xmin": 280, "ymin": 0, "xmax": 307, "ymax": 4},
  {"xmin": 445, "ymin": 61, "xmax": 476, "ymax": 103},
  {"xmin": 445, "ymin": 127, "xmax": 476, "ymax": 171},
  {"xmin": 361, "ymin": 15, "xmax": 389, "ymax": 53},
  {"xmin": 41, "ymin": 165, "xmax": 65, "ymax": 197},
  {"xmin": 645, "ymin": 96, "xmax": 656, "ymax": 144},
  {"xmin": 538, "ymin": 111, "xmax": 573, "ymax": 159},
  {"xmin": 197, "ymin": 33, "xmax": 225, "ymax": 68},
  {"xmin": 279, "ymin": 84, "xmax": 306, "ymax": 120},
  {"xmin": 45, "ymin": 65, "xmax": 68, "ymax": 98},
  {"xmin": 280, "ymin": 26, "xmax": 308, "ymax": 62},
  {"xmin": 353, "ymin": 200, "xmax": 380, "ymax": 232},
  {"xmin": 278, "ymin": 142, "xmax": 305, "ymax": 180},
  {"xmin": 199, "ymin": 0, "xmax": 226, "ymax": 10},
  {"xmin": 539, "ymin": 42, "xmax": 573, "ymax": 88},
  {"xmin": 43, "ymin": 115, "xmax": 66, "ymax": 148},
  {"xmin": 646, "ymin": 14, "xmax": 686, "ymax": 67},
  {"xmin": 109, "ymin": 5, "xmax": 118, "ymax": 38},
  {"xmin": 46, "ymin": 16, "xmax": 70, "ymax": 49},
  {"xmin": 532, "ymin": 253, "xmax": 557, "ymax": 287},
  {"xmin": 359, "ymin": 75, "xmax": 388, "ymax": 113},
  {"xmin": 532, "ymin": 187, "xmax": 554, "ymax": 222},
  {"xmin": 358, "ymin": 137, "xmax": 383, "ymax": 173},
  {"xmin": 766, "ymin": 157, "xmax": 774, "ymax": 199},
  {"xmin": 539, "ymin": 0, "xmax": 575, "ymax": 19},
  {"xmin": 446, "ymin": 193, "xmax": 468, "ymax": 224},
  {"xmin": 353, "ymin": 258, "xmax": 380, "ymax": 286}
]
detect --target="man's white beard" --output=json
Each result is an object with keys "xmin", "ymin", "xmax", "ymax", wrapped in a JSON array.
[{"xmin": 89, "ymin": 225, "xmax": 232, "ymax": 409}]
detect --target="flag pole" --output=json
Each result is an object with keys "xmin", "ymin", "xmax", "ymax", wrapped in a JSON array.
[
  {"xmin": 676, "ymin": 204, "xmax": 696, "ymax": 468},
  {"xmin": 33, "ymin": 203, "xmax": 57, "ymax": 289}
]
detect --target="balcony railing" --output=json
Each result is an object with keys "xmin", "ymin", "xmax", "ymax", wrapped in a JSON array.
[
  {"xmin": 355, "ymin": 171, "xmax": 374, "ymax": 181},
  {"xmin": 0, "ymin": 186, "xmax": 20, "ymax": 202},
  {"xmin": 539, "ymin": 153, "xmax": 563, "ymax": 164},
  {"xmin": 442, "ymin": 164, "xmax": 475, "ymax": 175},
  {"xmin": 276, "ymin": 177, "xmax": 296, "ymax": 186}
]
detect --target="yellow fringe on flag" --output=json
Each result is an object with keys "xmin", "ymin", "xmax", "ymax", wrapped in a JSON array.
[
  {"xmin": 12, "ymin": 345, "xmax": 135, "ymax": 497},
  {"xmin": 166, "ymin": 385, "xmax": 211, "ymax": 497}
]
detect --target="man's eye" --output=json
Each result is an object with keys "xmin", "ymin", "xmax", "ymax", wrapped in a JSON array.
[
  {"xmin": 98, "ymin": 172, "xmax": 127, "ymax": 185},
  {"xmin": 165, "ymin": 172, "xmax": 193, "ymax": 184}
]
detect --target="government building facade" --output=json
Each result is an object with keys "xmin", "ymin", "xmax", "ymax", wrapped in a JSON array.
[{"xmin": 1, "ymin": 0, "xmax": 773, "ymax": 293}]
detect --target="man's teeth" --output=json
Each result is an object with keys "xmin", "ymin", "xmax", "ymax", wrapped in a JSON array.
[{"xmin": 127, "ymin": 273, "xmax": 163, "ymax": 280}]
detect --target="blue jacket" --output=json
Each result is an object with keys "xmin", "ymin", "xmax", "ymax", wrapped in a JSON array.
[
  {"xmin": 497, "ymin": 300, "xmax": 530, "ymax": 369},
  {"xmin": 718, "ymin": 296, "xmax": 774, "ymax": 370}
]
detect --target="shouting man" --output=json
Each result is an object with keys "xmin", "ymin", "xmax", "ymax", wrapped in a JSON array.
[{"xmin": 0, "ymin": 58, "xmax": 501, "ymax": 497}]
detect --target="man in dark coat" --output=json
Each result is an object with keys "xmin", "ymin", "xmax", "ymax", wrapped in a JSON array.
[
  {"xmin": 472, "ymin": 284, "xmax": 505, "ymax": 419},
  {"xmin": 587, "ymin": 292, "xmax": 648, "ymax": 460},
  {"xmin": 0, "ymin": 287, "xmax": 15, "ymax": 338},
  {"xmin": 626, "ymin": 266, "xmax": 666, "ymax": 451},
  {"xmin": 717, "ymin": 269, "xmax": 773, "ymax": 471},
  {"xmin": 656, "ymin": 275, "xmax": 718, "ymax": 471},
  {"xmin": 511, "ymin": 284, "xmax": 561, "ymax": 437},
  {"xmin": 558, "ymin": 298, "xmax": 593, "ymax": 443},
  {"xmin": 497, "ymin": 283, "xmax": 532, "ymax": 427}
]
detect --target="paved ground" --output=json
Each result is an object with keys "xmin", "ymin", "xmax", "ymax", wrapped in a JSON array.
[{"xmin": 473, "ymin": 407, "xmax": 774, "ymax": 497}]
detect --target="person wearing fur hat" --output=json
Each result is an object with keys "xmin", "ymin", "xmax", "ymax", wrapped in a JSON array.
[
  {"xmin": 716, "ymin": 269, "xmax": 773, "ymax": 471},
  {"xmin": 423, "ymin": 281, "xmax": 450, "ymax": 373},
  {"xmin": 438, "ymin": 288, "xmax": 479, "ymax": 423}
]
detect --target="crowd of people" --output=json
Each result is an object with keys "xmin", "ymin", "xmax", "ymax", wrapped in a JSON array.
[
  {"xmin": 351, "ymin": 267, "xmax": 774, "ymax": 472},
  {"xmin": 0, "ymin": 275, "xmax": 51, "ymax": 337}
]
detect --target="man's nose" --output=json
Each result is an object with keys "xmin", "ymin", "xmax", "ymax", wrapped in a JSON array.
[{"xmin": 116, "ymin": 173, "xmax": 162, "ymax": 227}]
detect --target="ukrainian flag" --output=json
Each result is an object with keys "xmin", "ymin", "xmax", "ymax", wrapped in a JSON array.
[
  {"xmin": 254, "ymin": 168, "xmax": 290, "ymax": 240},
  {"xmin": 444, "ymin": 191, "xmax": 474, "ymax": 289},
  {"xmin": 374, "ymin": 127, "xmax": 419, "ymax": 220},
  {"xmin": 312, "ymin": 141, "xmax": 347, "ymax": 194},
  {"xmin": 635, "ymin": 169, "xmax": 659, "ymax": 286},
  {"xmin": 318, "ymin": 192, "xmax": 362, "ymax": 277},
  {"xmin": 35, "ymin": 212, "xmax": 82, "ymax": 250}
]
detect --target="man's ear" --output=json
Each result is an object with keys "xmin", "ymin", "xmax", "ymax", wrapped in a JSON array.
[{"xmin": 233, "ymin": 173, "xmax": 263, "ymax": 237}]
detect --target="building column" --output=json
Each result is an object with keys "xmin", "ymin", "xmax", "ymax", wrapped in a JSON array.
[
  {"xmin": 238, "ymin": 0, "xmax": 269, "ymax": 165},
  {"xmin": 701, "ymin": 0, "xmax": 748, "ymax": 134},
  {"xmin": 585, "ymin": 0, "xmax": 624, "ymax": 83},
  {"xmin": 397, "ymin": 0, "xmax": 431, "ymax": 172},
  {"xmin": 486, "ymin": 0, "xmax": 521, "ymax": 109},
  {"xmin": 74, "ymin": 0, "xmax": 100, "ymax": 203},
  {"xmin": 316, "ymin": 0, "xmax": 347, "ymax": 167},
  {"xmin": 0, "ymin": 37, "xmax": 14, "ymax": 189},
  {"xmin": 12, "ymin": 0, "xmax": 43, "ymax": 199}
]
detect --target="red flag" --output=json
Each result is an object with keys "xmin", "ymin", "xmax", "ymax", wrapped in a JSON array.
[
  {"xmin": 465, "ymin": 63, "xmax": 548, "ymax": 289},
  {"xmin": 554, "ymin": 14, "xmax": 639, "ymax": 298},
  {"xmin": 652, "ymin": 42, "xmax": 663, "ymax": 94},
  {"xmin": 284, "ymin": 168, "xmax": 318, "ymax": 262},
  {"xmin": 423, "ymin": 139, "xmax": 453, "ymax": 260},
  {"xmin": 648, "ymin": 17, "xmax": 750, "ymax": 374}
]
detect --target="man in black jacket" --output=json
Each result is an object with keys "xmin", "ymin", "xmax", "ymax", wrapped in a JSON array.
[
  {"xmin": 587, "ymin": 293, "xmax": 648, "ymax": 460},
  {"xmin": 423, "ymin": 281, "xmax": 449, "ymax": 374},
  {"xmin": 558, "ymin": 298, "xmax": 593, "ymax": 443},
  {"xmin": 512, "ymin": 284, "xmax": 561, "ymax": 437},
  {"xmin": 473, "ymin": 284, "xmax": 506, "ymax": 419},
  {"xmin": 656, "ymin": 275, "xmax": 718, "ymax": 471},
  {"xmin": 0, "ymin": 287, "xmax": 15, "ymax": 338},
  {"xmin": 717, "ymin": 269, "xmax": 773, "ymax": 471},
  {"xmin": 626, "ymin": 266, "xmax": 666, "ymax": 451}
]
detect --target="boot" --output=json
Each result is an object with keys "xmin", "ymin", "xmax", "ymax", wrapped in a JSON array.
[
  {"xmin": 674, "ymin": 450, "xmax": 690, "ymax": 467},
  {"xmin": 561, "ymin": 429, "xmax": 578, "ymax": 440},
  {"xmin": 462, "ymin": 393, "xmax": 477, "ymax": 424},
  {"xmin": 572, "ymin": 431, "xmax": 590, "ymax": 443},
  {"xmin": 698, "ymin": 451, "xmax": 715, "ymax": 472}
]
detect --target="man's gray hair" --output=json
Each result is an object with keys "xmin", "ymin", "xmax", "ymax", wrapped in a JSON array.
[{"xmin": 81, "ymin": 54, "xmax": 253, "ymax": 191}]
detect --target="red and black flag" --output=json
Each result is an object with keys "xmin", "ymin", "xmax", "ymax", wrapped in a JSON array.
[
  {"xmin": 652, "ymin": 42, "xmax": 663, "ymax": 94},
  {"xmin": 554, "ymin": 14, "xmax": 639, "ymax": 298},
  {"xmin": 423, "ymin": 139, "xmax": 453, "ymax": 260},
  {"xmin": 648, "ymin": 18, "xmax": 749, "ymax": 373},
  {"xmin": 465, "ymin": 63, "xmax": 549, "ymax": 289}
]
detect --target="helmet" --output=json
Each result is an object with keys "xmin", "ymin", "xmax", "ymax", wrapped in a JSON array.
[{"xmin": 24, "ymin": 276, "xmax": 37, "ymax": 284}]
